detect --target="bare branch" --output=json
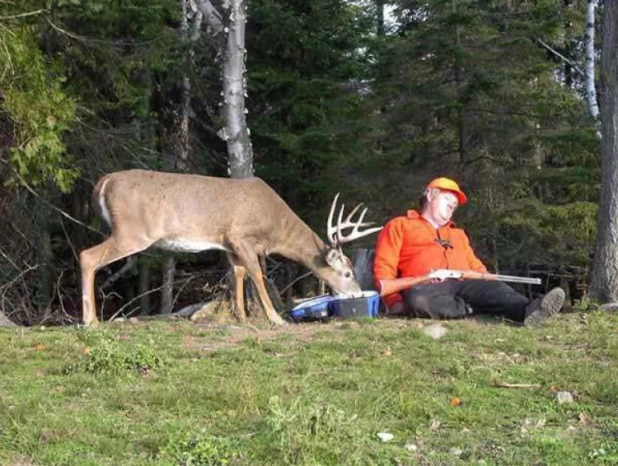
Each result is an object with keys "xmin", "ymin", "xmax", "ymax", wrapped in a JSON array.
[
  {"xmin": 0, "ymin": 158, "xmax": 104, "ymax": 236},
  {"xmin": 190, "ymin": 0, "xmax": 224, "ymax": 35},
  {"xmin": 0, "ymin": 9, "xmax": 47, "ymax": 20},
  {"xmin": 537, "ymin": 38, "xmax": 585, "ymax": 77}
]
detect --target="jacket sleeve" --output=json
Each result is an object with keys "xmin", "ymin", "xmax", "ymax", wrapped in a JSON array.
[
  {"xmin": 373, "ymin": 219, "xmax": 404, "ymax": 307},
  {"xmin": 462, "ymin": 233, "xmax": 488, "ymax": 273}
]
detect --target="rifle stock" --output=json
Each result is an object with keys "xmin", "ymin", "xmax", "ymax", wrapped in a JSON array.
[{"xmin": 379, "ymin": 276, "xmax": 432, "ymax": 297}]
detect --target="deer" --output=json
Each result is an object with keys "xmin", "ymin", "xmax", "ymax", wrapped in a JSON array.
[{"xmin": 80, "ymin": 169, "xmax": 383, "ymax": 326}]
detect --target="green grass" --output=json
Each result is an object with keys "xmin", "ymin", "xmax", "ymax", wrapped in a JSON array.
[{"xmin": 1, "ymin": 312, "xmax": 618, "ymax": 465}]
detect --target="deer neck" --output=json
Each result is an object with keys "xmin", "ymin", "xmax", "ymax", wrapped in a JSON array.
[{"xmin": 273, "ymin": 217, "xmax": 329, "ymax": 272}]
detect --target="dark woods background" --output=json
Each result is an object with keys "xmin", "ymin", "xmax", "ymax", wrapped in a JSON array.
[{"xmin": 0, "ymin": 0, "xmax": 599, "ymax": 324}]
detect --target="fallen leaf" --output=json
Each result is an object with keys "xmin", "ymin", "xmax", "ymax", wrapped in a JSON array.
[
  {"xmin": 429, "ymin": 419, "xmax": 441, "ymax": 431},
  {"xmin": 382, "ymin": 347, "xmax": 392, "ymax": 356},
  {"xmin": 550, "ymin": 385, "xmax": 560, "ymax": 393},
  {"xmin": 449, "ymin": 397, "xmax": 462, "ymax": 407},
  {"xmin": 34, "ymin": 343, "xmax": 45, "ymax": 351},
  {"xmin": 578, "ymin": 412, "xmax": 595, "ymax": 426},
  {"xmin": 82, "ymin": 347, "xmax": 91, "ymax": 356}
]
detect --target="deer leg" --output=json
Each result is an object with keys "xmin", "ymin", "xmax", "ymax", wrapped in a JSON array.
[
  {"xmin": 248, "ymin": 267, "xmax": 285, "ymax": 325},
  {"xmin": 80, "ymin": 236, "xmax": 152, "ymax": 327},
  {"xmin": 232, "ymin": 263, "xmax": 248, "ymax": 323},
  {"xmin": 228, "ymin": 243, "xmax": 285, "ymax": 325}
]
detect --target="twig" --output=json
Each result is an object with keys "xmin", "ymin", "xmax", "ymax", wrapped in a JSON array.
[
  {"xmin": 107, "ymin": 286, "xmax": 163, "ymax": 321},
  {"xmin": 536, "ymin": 38, "xmax": 585, "ymax": 77},
  {"xmin": 100, "ymin": 256, "xmax": 137, "ymax": 289},
  {"xmin": 46, "ymin": 18, "xmax": 162, "ymax": 46},
  {"xmin": 60, "ymin": 217, "xmax": 79, "ymax": 262},
  {"xmin": 279, "ymin": 271, "xmax": 313, "ymax": 295},
  {"xmin": 0, "ymin": 245, "xmax": 21, "ymax": 272},
  {"xmin": 0, "ymin": 9, "xmax": 47, "ymax": 20},
  {"xmin": 494, "ymin": 382, "xmax": 541, "ymax": 389},
  {"xmin": 0, "ymin": 158, "xmax": 104, "ymax": 236}
]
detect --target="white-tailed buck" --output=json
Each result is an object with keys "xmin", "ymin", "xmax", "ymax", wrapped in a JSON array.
[{"xmin": 80, "ymin": 170, "xmax": 382, "ymax": 326}]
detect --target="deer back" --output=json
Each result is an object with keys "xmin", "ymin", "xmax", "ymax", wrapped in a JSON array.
[{"xmin": 94, "ymin": 170, "xmax": 318, "ymax": 252}]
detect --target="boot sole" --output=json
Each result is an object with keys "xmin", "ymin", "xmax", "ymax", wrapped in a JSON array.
[{"xmin": 523, "ymin": 288, "xmax": 565, "ymax": 327}]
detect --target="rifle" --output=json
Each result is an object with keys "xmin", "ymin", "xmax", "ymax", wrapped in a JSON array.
[{"xmin": 378, "ymin": 269, "xmax": 542, "ymax": 297}]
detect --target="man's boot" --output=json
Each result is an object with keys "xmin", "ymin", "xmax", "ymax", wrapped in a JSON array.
[{"xmin": 523, "ymin": 287, "xmax": 565, "ymax": 326}]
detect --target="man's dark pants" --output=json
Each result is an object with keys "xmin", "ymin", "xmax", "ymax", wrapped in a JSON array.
[{"xmin": 403, "ymin": 279, "xmax": 529, "ymax": 321}]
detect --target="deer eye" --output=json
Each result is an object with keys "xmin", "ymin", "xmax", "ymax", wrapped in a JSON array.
[{"xmin": 344, "ymin": 271, "xmax": 352, "ymax": 278}]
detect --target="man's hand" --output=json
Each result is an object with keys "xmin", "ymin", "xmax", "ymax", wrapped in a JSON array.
[{"xmin": 428, "ymin": 269, "xmax": 463, "ymax": 282}]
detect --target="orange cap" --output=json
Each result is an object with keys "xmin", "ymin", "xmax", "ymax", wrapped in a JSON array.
[{"xmin": 426, "ymin": 177, "xmax": 468, "ymax": 205}]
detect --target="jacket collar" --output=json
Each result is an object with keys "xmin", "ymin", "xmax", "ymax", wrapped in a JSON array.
[{"xmin": 407, "ymin": 209, "xmax": 456, "ymax": 228}]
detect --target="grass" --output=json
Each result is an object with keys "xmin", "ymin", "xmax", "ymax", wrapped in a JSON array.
[{"xmin": 1, "ymin": 310, "xmax": 618, "ymax": 465}]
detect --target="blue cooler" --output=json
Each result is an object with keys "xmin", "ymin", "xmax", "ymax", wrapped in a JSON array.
[
  {"xmin": 329, "ymin": 291, "xmax": 380, "ymax": 319},
  {"xmin": 288, "ymin": 295, "xmax": 334, "ymax": 323}
]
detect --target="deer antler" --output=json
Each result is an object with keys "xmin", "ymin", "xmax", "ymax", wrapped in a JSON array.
[{"xmin": 327, "ymin": 193, "xmax": 383, "ymax": 248}]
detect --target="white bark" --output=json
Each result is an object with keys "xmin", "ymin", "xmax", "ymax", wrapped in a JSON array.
[
  {"xmin": 191, "ymin": 0, "xmax": 253, "ymax": 178},
  {"xmin": 590, "ymin": 0, "xmax": 618, "ymax": 302},
  {"xmin": 222, "ymin": 0, "xmax": 253, "ymax": 178},
  {"xmin": 585, "ymin": 0, "xmax": 600, "ymax": 121}
]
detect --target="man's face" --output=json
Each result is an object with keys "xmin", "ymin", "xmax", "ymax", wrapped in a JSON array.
[{"xmin": 426, "ymin": 189, "xmax": 459, "ymax": 226}]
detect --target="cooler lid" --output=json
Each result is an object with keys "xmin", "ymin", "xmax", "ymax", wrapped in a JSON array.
[{"xmin": 291, "ymin": 294, "xmax": 335, "ymax": 311}]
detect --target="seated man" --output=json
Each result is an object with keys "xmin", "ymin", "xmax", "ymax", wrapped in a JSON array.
[{"xmin": 373, "ymin": 177, "xmax": 564, "ymax": 326}]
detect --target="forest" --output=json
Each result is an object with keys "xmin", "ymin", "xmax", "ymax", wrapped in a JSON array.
[{"xmin": 0, "ymin": 0, "xmax": 614, "ymax": 326}]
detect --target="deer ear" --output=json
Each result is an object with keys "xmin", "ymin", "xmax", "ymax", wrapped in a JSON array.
[{"xmin": 325, "ymin": 248, "xmax": 344, "ymax": 269}]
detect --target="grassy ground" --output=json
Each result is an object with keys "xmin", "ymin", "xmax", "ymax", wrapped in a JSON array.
[{"xmin": 1, "ymin": 309, "xmax": 618, "ymax": 465}]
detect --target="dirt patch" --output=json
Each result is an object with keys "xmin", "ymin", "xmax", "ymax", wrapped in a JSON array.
[
  {"xmin": 183, "ymin": 320, "xmax": 338, "ymax": 352},
  {"xmin": 182, "ymin": 317, "xmax": 424, "ymax": 353},
  {"xmin": 9, "ymin": 456, "xmax": 37, "ymax": 466}
]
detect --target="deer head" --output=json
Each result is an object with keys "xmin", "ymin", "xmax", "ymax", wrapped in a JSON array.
[{"xmin": 313, "ymin": 193, "xmax": 383, "ymax": 297}]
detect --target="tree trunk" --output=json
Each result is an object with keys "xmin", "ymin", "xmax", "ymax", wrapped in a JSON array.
[
  {"xmin": 192, "ymin": 0, "xmax": 255, "ymax": 319},
  {"xmin": 585, "ymin": 0, "xmax": 600, "ymax": 122},
  {"xmin": 222, "ymin": 0, "xmax": 253, "ymax": 178},
  {"xmin": 589, "ymin": 1, "xmax": 618, "ymax": 302},
  {"xmin": 160, "ymin": 257, "xmax": 176, "ymax": 314},
  {"xmin": 194, "ymin": 0, "xmax": 253, "ymax": 177},
  {"xmin": 158, "ymin": 0, "xmax": 194, "ymax": 314}
]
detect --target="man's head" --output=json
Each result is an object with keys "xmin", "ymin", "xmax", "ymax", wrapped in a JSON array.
[{"xmin": 420, "ymin": 177, "xmax": 467, "ymax": 227}]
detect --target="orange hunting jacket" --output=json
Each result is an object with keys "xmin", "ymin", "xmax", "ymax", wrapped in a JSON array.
[{"xmin": 373, "ymin": 210, "xmax": 488, "ymax": 307}]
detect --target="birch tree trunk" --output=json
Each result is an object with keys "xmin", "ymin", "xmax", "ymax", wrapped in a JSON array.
[
  {"xmin": 194, "ymin": 0, "xmax": 254, "ymax": 178},
  {"xmin": 585, "ymin": 0, "xmax": 600, "ymax": 122},
  {"xmin": 589, "ymin": 0, "xmax": 618, "ymax": 302}
]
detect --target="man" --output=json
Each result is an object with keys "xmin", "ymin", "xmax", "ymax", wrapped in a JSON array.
[{"xmin": 373, "ymin": 177, "xmax": 565, "ymax": 326}]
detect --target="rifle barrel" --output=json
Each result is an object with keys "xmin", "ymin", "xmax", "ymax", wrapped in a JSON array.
[{"xmin": 488, "ymin": 274, "xmax": 541, "ymax": 285}]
